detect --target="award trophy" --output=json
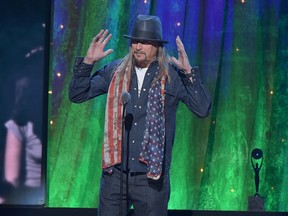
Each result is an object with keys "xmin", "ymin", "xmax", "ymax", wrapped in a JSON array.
[{"xmin": 248, "ymin": 148, "xmax": 265, "ymax": 211}]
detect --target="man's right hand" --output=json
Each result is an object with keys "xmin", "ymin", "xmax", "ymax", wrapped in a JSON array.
[{"xmin": 83, "ymin": 29, "xmax": 114, "ymax": 64}]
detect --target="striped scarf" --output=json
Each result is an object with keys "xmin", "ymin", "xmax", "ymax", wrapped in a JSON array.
[
  {"xmin": 102, "ymin": 65, "xmax": 165, "ymax": 180},
  {"xmin": 102, "ymin": 67, "xmax": 129, "ymax": 172}
]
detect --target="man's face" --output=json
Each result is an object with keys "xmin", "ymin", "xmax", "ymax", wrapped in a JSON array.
[{"xmin": 131, "ymin": 39, "xmax": 158, "ymax": 68}]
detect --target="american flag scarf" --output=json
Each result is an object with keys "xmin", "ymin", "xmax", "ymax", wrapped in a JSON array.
[
  {"xmin": 102, "ymin": 68, "xmax": 129, "ymax": 173},
  {"xmin": 102, "ymin": 66, "xmax": 166, "ymax": 180}
]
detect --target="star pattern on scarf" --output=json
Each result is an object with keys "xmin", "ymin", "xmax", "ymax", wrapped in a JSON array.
[{"xmin": 140, "ymin": 70, "xmax": 165, "ymax": 180}]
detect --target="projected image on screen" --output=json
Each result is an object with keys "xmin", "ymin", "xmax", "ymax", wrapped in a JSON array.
[
  {"xmin": 0, "ymin": 75, "xmax": 44, "ymax": 205},
  {"xmin": 0, "ymin": 1, "xmax": 48, "ymax": 205}
]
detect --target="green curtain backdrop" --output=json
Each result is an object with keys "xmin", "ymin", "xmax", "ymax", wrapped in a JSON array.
[{"xmin": 48, "ymin": 0, "xmax": 288, "ymax": 211}]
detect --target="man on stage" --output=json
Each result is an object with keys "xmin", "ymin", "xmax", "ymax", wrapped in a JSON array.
[{"xmin": 69, "ymin": 14, "xmax": 211, "ymax": 216}]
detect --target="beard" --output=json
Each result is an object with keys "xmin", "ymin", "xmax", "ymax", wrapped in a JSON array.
[{"xmin": 133, "ymin": 51, "xmax": 148, "ymax": 67}]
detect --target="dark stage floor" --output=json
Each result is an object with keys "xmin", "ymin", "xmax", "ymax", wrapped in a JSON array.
[{"xmin": 0, "ymin": 207, "xmax": 287, "ymax": 216}]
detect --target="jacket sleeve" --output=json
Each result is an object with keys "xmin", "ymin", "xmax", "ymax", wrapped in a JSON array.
[
  {"xmin": 68, "ymin": 57, "xmax": 118, "ymax": 103},
  {"xmin": 174, "ymin": 65, "xmax": 211, "ymax": 118}
]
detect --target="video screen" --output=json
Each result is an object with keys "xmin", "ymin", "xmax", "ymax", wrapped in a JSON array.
[{"xmin": 0, "ymin": 0, "xmax": 49, "ymax": 205}]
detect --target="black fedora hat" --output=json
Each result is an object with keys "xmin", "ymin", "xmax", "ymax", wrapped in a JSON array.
[{"xmin": 124, "ymin": 15, "xmax": 168, "ymax": 44}]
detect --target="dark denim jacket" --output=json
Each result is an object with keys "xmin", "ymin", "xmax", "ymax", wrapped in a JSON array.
[{"xmin": 69, "ymin": 57, "xmax": 211, "ymax": 173}]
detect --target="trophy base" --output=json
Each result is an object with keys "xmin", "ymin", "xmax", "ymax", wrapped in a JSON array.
[{"xmin": 248, "ymin": 196, "xmax": 265, "ymax": 211}]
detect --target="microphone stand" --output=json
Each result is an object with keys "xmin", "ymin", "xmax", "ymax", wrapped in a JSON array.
[
  {"xmin": 120, "ymin": 102, "xmax": 127, "ymax": 216},
  {"xmin": 125, "ymin": 114, "xmax": 133, "ymax": 216},
  {"xmin": 119, "ymin": 92, "xmax": 131, "ymax": 216}
]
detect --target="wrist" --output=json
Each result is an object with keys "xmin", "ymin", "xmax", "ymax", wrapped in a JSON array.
[
  {"xmin": 83, "ymin": 56, "xmax": 95, "ymax": 65},
  {"xmin": 181, "ymin": 68, "xmax": 193, "ymax": 77},
  {"xmin": 182, "ymin": 67, "xmax": 192, "ymax": 74}
]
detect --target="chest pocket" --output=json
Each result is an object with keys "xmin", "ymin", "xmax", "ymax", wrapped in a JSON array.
[{"xmin": 164, "ymin": 85, "xmax": 177, "ymax": 106}]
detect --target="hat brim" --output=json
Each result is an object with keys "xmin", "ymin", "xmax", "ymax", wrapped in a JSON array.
[{"xmin": 123, "ymin": 35, "xmax": 169, "ymax": 44}]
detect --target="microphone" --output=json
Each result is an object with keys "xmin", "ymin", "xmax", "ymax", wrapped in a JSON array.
[{"xmin": 121, "ymin": 91, "xmax": 131, "ymax": 105}]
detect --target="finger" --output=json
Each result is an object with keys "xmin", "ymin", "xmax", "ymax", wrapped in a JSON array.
[
  {"xmin": 178, "ymin": 50, "xmax": 186, "ymax": 59},
  {"xmin": 170, "ymin": 57, "xmax": 181, "ymax": 68},
  {"xmin": 92, "ymin": 29, "xmax": 104, "ymax": 43},
  {"xmin": 176, "ymin": 36, "xmax": 186, "ymax": 54},
  {"xmin": 99, "ymin": 29, "xmax": 109, "ymax": 43},
  {"xmin": 177, "ymin": 47, "xmax": 187, "ymax": 59},
  {"xmin": 176, "ymin": 35, "xmax": 184, "ymax": 47},
  {"xmin": 103, "ymin": 49, "xmax": 114, "ymax": 57},
  {"xmin": 102, "ymin": 34, "xmax": 112, "ymax": 46}
]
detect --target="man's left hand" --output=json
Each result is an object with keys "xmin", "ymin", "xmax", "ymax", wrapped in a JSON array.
[{"xmin": 171, "ymin": 36, "xmax": 192, "ymax": 73}]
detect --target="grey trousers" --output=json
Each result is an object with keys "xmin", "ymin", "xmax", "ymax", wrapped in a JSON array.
[{"xmin": 97, "ymin": 167, "xmax": 170, "ymax": 216}]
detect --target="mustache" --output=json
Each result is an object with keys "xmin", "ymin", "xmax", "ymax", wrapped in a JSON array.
[{"xmin": 134, "ymin": 51, "xmax": 146, "ymax": 55}]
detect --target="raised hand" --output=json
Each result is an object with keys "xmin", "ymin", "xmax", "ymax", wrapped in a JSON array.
[
  {"xmin": 170, "ymin": 36, "xmax": 192, "ymax": 73},
  {"xmin": 83, "ymin": 29, "xmax": 114, "ymax": 64}
]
